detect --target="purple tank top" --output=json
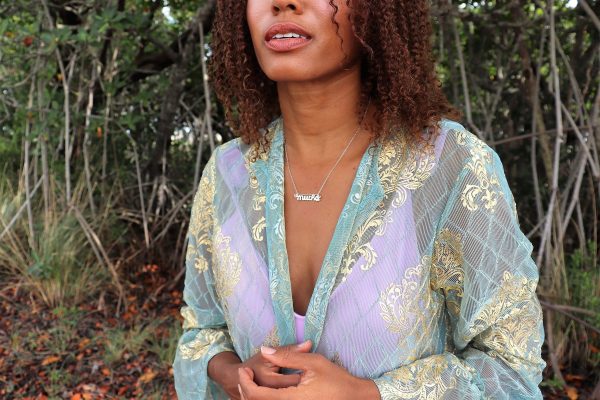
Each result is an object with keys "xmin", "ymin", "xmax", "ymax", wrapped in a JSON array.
[{"xmin": 294, "ymin": 312, "xmax": 305, "ymax": 343}]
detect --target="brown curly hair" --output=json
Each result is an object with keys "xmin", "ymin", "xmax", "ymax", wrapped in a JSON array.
[{"xmin": 210, "ymin": 0, "xmax": 462, "ymax": 149}]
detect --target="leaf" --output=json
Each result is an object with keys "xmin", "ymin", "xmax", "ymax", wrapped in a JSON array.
[
  {"xmin": 138, "ymin": 369, "xmax": 157, "ymax": 384},
  {"xmin": 78, "ymin": 338, "xmax": 90, "ymax": 349},
  {"xmin": 41, "ymin": 355, "xmax": 60, "ymax": 366}
]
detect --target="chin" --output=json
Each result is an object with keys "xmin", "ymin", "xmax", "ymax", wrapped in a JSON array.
[
  {"xmin": 260, "ymin": 62, "xmax": 322, "ymax": 83},
  {"xmin": 259, "ymin": 56, "xmax": 350, "ymax": 84},
  {"xmin": 264, "ymin": 69, "xmax": 321, "ymax": 83}
]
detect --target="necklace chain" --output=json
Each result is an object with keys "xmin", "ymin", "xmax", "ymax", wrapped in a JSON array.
[{"xmin": 284, "ymin": 104, "xmax": 369, "ymax": 202}]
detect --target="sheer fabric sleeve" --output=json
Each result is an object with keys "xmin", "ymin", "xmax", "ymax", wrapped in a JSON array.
[
  {"xmin": 372, "ymin": 145, "xmax": 546, "ymax": 399},
  {"xmin": 173, "ymin": 153, "xmax": 236, "ymax": 399}
]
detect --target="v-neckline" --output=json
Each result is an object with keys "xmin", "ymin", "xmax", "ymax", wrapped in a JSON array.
[{"xmin": 263, "ymin": 119, "xmax": 384, "ymax": 350}]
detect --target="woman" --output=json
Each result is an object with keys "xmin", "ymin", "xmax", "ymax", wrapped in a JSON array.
[{"xmin": 173, "ymin": 0, "xmax": 546, "ymax": 399}]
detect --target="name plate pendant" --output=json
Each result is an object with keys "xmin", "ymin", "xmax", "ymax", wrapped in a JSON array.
[{"xmin": 294, "ymin": 193, "xmax": 322, "ymax": 202}]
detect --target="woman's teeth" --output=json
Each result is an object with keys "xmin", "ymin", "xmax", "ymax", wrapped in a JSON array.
[{"xmin": 272, "ymin": 33, "xmax": 306, "ymax": 39}]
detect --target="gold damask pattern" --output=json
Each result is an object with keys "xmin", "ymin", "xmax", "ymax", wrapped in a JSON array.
[
  {"xmin": 338, "ymin": 137, "xmax": 436, "ymax": 283},
  {"xmin": 431, "ymin": 229, "xmax": 464, "ymax": 316},
  {"xmin": 466, "ymin": 271, "xmax": 539, "ymax": 341},
  {"xmin": 375, "ymin": 354, "xmax": 475, "ymax": 399},
  {"xmin": 455, "ymin": 130, "xmax": 502, "ymax": 212},
  {"xmin": 245, "ymin": 129, "xmax": 269, "ymax": 242},
  {"xmin": 339, "ymin": 210, "xmax": 386, "ymax": 280},
  {"xmin": 379, "ymin": 256, "xmax": 431, "ymax": 334},
  {"xmin": 392, "ymin": 143, "xmax": 436, "ymax": 209},
  {"xmin": 187, "ymin": 157, "xmax": 216, "ymax": 273},
  {"xmin": 476, "ymin": 297, "xmax": 543, "ymax": 374},
  {"xmin": 252, "ymin": 216, "xmax": 266, "ymax": 242},
  {"xmin": 378, "ymin": 137, "xmax": 436, "ymax": 208},
  {"xmin": 181, "ymin": 306, "xmax": 199, "ymax": 330},
  {"xmin": 212, "ymin": 226, "xmax": 242, "ymax": 300},
  {"xmin": 179, "ymin": 328, "xmax": 234, "ymax": 361}
]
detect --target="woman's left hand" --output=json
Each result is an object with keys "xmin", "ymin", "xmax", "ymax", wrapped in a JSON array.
[{"xmin": 237, "ymin": 340, "xmax": 380, "ymax": 400}]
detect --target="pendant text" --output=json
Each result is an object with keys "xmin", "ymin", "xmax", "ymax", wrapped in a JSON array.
[{"xmin": 294, "ymin": 193, "xmax": 322, "ymax": 202}]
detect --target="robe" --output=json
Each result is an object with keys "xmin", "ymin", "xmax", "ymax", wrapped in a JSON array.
[{"xmin": 172, "ymin": 117, "xmax": 546, "ymax": 399}]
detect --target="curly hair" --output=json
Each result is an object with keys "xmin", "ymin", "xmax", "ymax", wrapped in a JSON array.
[{"xmin": 210, "ymin": 0, "xmax": 462, "ymax": 150}]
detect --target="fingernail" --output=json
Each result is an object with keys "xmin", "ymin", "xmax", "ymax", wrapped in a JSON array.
[
  {"xmin": 296, "ymin": 340, "xmax": 308, "ymax": 348},
  {"xmin": 261, "ymin": 345, "xmax": 276, "ymax": 355}
]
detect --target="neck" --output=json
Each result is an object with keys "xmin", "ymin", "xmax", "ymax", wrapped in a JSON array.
[{"xmin": 277, "ymin": 65, "xmax": 369, "ymax": 163}]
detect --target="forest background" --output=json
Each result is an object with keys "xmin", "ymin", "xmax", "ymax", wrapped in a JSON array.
[{"xmin": 0, "ymin": 0, "xmax": 599, "ymax": 399}]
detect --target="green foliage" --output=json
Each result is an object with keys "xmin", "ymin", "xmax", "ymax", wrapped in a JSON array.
[
  {"xmin": 147, "ymin": 321, "xmax": 183, "ymax": 369},
  {"xmin": 47, "ymin": 306, "xmax": 84, "ymax": 355},
  {"xmin": 0, "ymin": 177, "xmax": 110, "ymax": 308},
  {"xmin": 567, "ymin": 241, "xmax": 600, "ymax": 328},
  {"xmin": 103, "ymin": 319, "xmax": 163, "ymax": 366}
]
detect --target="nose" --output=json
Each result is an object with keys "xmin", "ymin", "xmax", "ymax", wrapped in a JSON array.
[{"xmin": 271, "ymin": 0, "xmax": 303, "ymax": 14}]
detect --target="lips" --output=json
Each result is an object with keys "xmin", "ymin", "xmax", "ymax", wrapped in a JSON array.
[{"xmin": 264, "ymin": 22, "xmax": 312, "ymax": 52}]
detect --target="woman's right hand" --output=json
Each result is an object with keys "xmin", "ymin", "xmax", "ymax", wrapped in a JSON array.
[
  {"xmin": 209, "ymin": 341, "xmax": 312, "ymax": 400},
  {"xmin": 241, "ymin": 340, "xmax": 311, "ymax": 389}
]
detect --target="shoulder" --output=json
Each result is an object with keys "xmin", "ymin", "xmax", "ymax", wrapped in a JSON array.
[
  {"xmin": 436, "ymin": 118, "xmax": 496, "ymax": 163},
  {"xmin": 206, "ymin": 137, "xmax": 255, "ymax": 180},
  {"xmin": 433, "ymin": 118, "xmax": 505, "ymax": 180},
  {"xmin": 210, "ymin": 117, "xmax": 280, "ymax": 174},
  {"xmin": 433, "ymin": 118, "xmax": 517, "ymax": 217},
  {"xmin": 210, "ymin": 137, "xmax": 247, "ymax": 164}
]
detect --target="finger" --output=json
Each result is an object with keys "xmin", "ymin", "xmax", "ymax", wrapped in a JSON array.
[
  {"xmin": 260, "ymin": 343, "xmax": 322, "ymax": 371},
  {"xmin": 260, "ymin": 341, "xmax": 310, "ymax": 371},
  {"xmin": 238, "ymin": 384, "xmax": 246, "ymax": 400},
  {"xmin": 290, "ymin": 340, "xmax": 312, "ymax": 352},
  {"xmin": 238, "ymin": 367, "xmax": 258, "ymax": 392},
  {"xmin": 240, "ymin": 367, "xmax": 297, "ymax": 400},
  {"xmin": 277, "ymin": 340, "xmax": 312, "ymax": 354},
  {"xmin": 245, "ymin": 366, "xmax": 255, "ymax": 380},
  {"xmin": 262, "ymin": 371, "xmax": 301, "ymax": 388}
]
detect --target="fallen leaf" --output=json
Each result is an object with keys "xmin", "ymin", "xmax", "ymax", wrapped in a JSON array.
[
  {"xmin": 41, "ymin": 355, "xmax": 60, "ymax": 366},
  {"xmin": 70, "ymin": 394, "xmax": 82, "ymax": 400},
  {"xmin": 78, "ymin": 338, "xmax": 91, "ymax": 349},
  {"xmin": 138, "ymin": 369, "xmax": 157, "ymax": 384}
]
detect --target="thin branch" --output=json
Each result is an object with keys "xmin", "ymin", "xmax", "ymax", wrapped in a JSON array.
[
  {"xmin": 578, "ymin": 0, "xmax": 600, "ymax": 33},
  {"xmin": 70, "ymin": 205, "xmax": 126, "ymax": 316},
  {"xmin": 0, "ymin": 177, "xmax": 43, "ymax": 242}
]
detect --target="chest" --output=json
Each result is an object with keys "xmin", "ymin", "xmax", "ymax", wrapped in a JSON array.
[{"xmin": 283, "ymin": 159, "xmax": 359, "ymax": 315}]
